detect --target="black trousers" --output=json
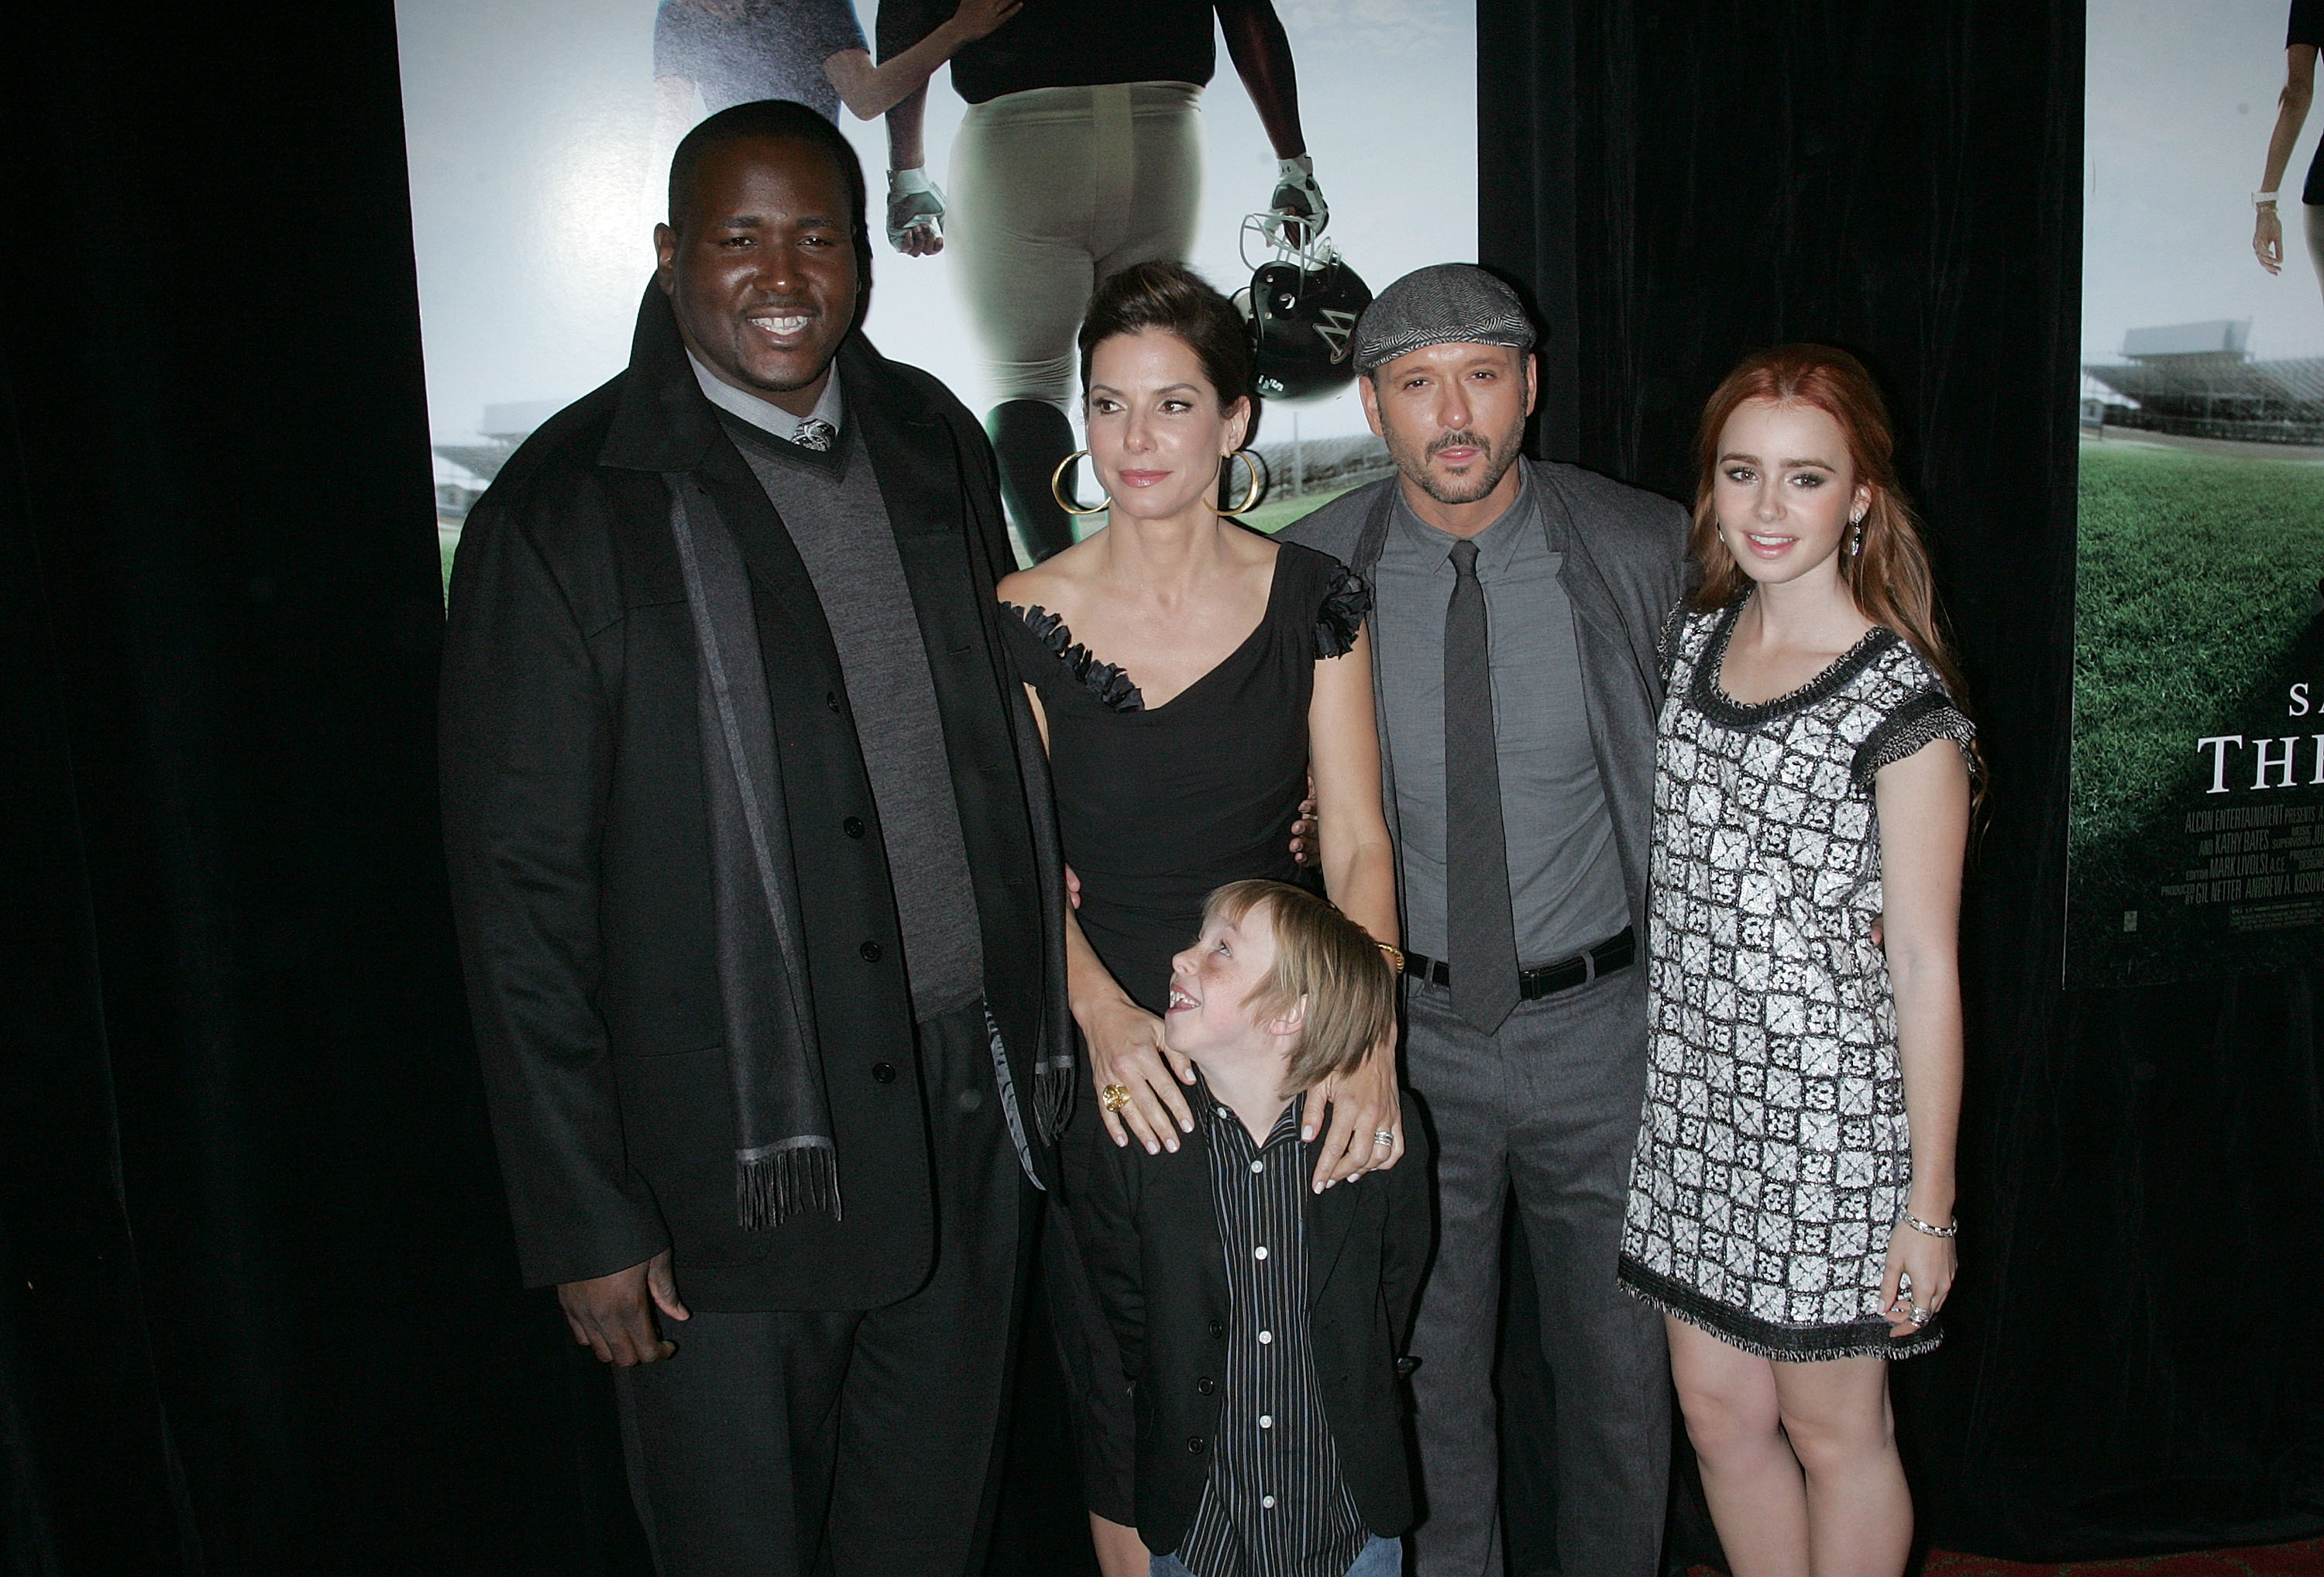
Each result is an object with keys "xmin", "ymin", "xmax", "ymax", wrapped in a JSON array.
[
  {"xmin": 1040, "ymin": 1098, "xmax": 1140, "ymax": 1527},
  {"xmin": 612, "ymin": 998, "xmax": 1034, "ymax": 1577}
]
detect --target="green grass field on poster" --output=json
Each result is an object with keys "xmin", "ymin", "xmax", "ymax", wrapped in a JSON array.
[{"xmin": 2069, "ymin": 437, "xmax": 2324, "ymax": 977}]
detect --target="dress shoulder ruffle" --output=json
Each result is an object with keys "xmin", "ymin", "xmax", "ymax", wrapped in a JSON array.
[
  {"xmin": 1312, "ymin": 559, "xmax": 1373, "ymax": 659},
  {"xmin": 1003, "ymin": 602, "xmax": 1143, "ymax": 713}
]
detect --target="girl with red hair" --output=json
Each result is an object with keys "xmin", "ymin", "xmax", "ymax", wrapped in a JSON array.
[{"xmin": 1619, "ymin": 345, "xmax": 1975, "ymax": 1576}]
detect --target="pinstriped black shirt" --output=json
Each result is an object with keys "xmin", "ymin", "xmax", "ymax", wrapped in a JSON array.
[{"xmin": 1174, "ymin": 1094, "xmax": 1367, "ymax": 1577}]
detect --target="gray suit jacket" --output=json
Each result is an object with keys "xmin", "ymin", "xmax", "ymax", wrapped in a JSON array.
[{"xmin": 1279, "ymin": 459, "xmax": 1692, "ymax": 942}]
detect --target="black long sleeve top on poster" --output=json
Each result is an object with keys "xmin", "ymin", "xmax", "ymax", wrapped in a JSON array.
[
  {"xmin": 877, "ymin": 0, "xmax": 1217, "ymax": 103},
  {"xmin": 2292, "ymin": 0, "xmax": 2324, "ymax": 201}
]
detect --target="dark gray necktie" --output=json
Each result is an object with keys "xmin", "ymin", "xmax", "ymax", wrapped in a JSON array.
[
  {"xmin": 1446, "ymin": 538, "xmax": 1520, "ymax": 1033},
  {"xmin": 792, "ymin": 417, "xmax": 837, "ymax": 453}
]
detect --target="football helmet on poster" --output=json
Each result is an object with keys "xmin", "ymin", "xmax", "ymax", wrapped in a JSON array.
[{"xmin": 1236, "ymin": 213, "xmax": 1372, "ymax": 404}]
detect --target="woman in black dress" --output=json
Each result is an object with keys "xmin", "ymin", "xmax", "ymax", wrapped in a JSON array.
[{"xmin": 996, "ymin": 261, "xmax": 1402, "ymax": 1575}]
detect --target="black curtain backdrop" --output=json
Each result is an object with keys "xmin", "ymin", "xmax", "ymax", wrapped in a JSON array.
[
  {"xmin": 5, "ymin": 1, "xmax": 2322, "ymax": 1572},
  {"xmin": 0, "ymin": 5, "xmax": 648, "ymax": 1573},
  {"xmin": 1482, "ymin": 0, "xmax": 2324, "ymax": 1565}
]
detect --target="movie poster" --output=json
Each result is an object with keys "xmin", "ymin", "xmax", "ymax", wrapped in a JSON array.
[
  {"xmin": 2070, "ymin": 0, "xmax": 2324, "ymax": 986},
  {"xmin": 394, "ymin": 0, "xmax": 1476, "ymax": 582}
]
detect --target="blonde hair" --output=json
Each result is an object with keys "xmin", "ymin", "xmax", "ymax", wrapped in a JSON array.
[{"xmin": 1202, "ymin": 880, "xmax": 1395, "ymax": 1098}]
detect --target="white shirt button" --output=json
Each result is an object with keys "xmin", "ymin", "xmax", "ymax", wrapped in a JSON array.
[
  {"xmin": 1259, "ymin": 1415, "xmax": 1273, "ymax": 1429},
  {"xmin": 1258, "ymin": 1330, "xmax": 1272, "ymax": 1344},
  {"xmin": 1250, "ymin": 1160, "xmax": 1264, "ymax": 1173},
  {"xmin": 1254, "ymin": 1245, "xmax": 1268, "ymax": 1260},
  {"xmin": 1262, "ymin": 1495, "xmax": 1276, "ymax": 1509}
]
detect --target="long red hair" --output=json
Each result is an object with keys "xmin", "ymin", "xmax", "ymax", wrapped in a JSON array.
[{"xmin": 1689, "ymin": 345, "xmax": 1972, "ymax": 713}]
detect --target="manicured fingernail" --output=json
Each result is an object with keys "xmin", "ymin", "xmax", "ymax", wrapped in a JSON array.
[
  {"xmin": 1146, "ymin": 1141, "xmax": 1159, "ymax": 1154},
  {"xmin": 1164, "ymin": 1139, "xmax": 1178, "ymax": 1153}
]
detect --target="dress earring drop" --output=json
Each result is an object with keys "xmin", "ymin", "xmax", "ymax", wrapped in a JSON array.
[{"xmin": 1849, "ymin": 514, "xmax": 1865, "ymax": 556}]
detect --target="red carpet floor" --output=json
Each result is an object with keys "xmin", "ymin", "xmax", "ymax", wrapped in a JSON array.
[{"xmin": 1686, "ymin": 1537, "xmax": 2324, "ymax": 1575}]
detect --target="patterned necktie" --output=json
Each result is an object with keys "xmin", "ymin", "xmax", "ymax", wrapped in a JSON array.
[
  {"xmin": 1445, "ymin": 538, "xmax": 1520, "ymax": 1033},
  {"xmin": 792, "ymin": 417, "xmax": 837, "ymax": 453}
]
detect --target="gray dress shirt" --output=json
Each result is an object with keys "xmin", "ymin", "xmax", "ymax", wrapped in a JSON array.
[
  {"xmin": 1369, "ymin": 475, "xmax": 1629, "ymax": 964},
  {"xmin": 689, "ymin": 351, "xmax": 846, "ymax": 441}
]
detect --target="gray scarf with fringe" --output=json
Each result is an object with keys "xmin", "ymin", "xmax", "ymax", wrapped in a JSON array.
[{"xmin": 666, "ymin": 476, "xmax": 841, "ymax": 1227}]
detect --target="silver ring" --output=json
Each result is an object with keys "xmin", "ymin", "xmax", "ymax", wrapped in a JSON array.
[
  {"xmin": 1372, "ymin": 1128, "xmax": 1396, "ymax": 1146},
  {"xmin": 1909, "ymin": 1305, "xmax": 1933, "ymax": 1326}
]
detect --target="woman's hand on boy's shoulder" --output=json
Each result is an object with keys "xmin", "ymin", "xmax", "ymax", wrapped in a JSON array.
[
  {"xmin": 1304, "ymin": 1036, "xmax": 1404, "ymax": 1193},
  {"xmin": 1288, "ymin": 775, "xmax": 1318, "ymax": 868}
]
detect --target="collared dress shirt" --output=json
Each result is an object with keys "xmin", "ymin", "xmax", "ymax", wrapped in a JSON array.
[
  {"xmin": 1367, "ymin": 472, "xmax": 1629, "ymax": 965},
  {"xmin": 689, "ymin": 350, "xmax": 847, "ymax": 442},
  {"xmin": 1174, "ymin": 1094, "xmax": 1367, "ymax": 1577}
]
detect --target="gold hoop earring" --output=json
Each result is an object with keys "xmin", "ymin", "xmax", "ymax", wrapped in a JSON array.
[
  {"xmin": 1050, "ymin": 451, "xmax": 1110, "ymax": 516},
  {"xmin": 1215, "ymin": 450, "xmax": 1265, "ymax": 516}
]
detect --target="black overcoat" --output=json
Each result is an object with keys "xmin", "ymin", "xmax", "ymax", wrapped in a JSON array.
[{"xmin": 438, "ymin": 283, "xmax": 1069, "ymax": 1311}]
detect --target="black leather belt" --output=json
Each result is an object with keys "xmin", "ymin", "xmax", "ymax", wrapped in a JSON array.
[{"xmin": 1404, "ymin": 926, "xmax": 1635, "ymax": 1001}]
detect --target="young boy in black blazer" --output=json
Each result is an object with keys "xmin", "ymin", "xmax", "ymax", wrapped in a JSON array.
[{"xmin": 1082, "ymin": 879, "xmax": 1432, "ymax": 1577}]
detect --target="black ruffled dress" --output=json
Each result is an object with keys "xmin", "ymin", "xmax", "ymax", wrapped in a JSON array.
[
  {"xmin": 998, "ymin": 535, "xmax": 1372, "ymax": 1526},
  {"xmin": 1001, "ymin": 538, "xmax": 1372, "ymax": 1016}
]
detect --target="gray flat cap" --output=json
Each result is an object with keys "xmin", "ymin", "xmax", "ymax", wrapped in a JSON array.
[{"xmin": 1353, "ymin": 263, "xmax": 1535, "ymax": 374}]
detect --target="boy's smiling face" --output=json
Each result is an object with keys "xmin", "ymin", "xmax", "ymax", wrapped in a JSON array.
[{"xmin": 1164, "ymin": 907, "xmax": 1286, "ymax": 1065}]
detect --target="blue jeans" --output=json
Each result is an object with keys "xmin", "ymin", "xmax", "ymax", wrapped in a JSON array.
[{"xmin": 1152, "ymin": 1534, "xmax": 1401, "ymax": 1577}]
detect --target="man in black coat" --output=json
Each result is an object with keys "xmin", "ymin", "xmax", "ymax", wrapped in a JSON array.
[{"xmin": 438, "ymin": 101, "xmax": 1071, "ymax": 1576}]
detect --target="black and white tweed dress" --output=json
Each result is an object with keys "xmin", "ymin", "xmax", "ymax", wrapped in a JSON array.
[{"xmin": 1618, "ymin": 597, "xmax": 1973, "ymax": 1362}]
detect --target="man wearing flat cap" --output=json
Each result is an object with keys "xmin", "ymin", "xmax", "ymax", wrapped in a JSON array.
[{"xmin": 1281, "ymin": 263, "xmax": 1686, "ymax": 1575}]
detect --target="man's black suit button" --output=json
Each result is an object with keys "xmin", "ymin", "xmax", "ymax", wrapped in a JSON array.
[
  {"xmin": 1196, "ymin": 1376, "xmax": 1216, "ymax": 1395},
  {"xmin": 871, "ymin": 1062, "xmax": 897, "ymax": 1084},
  {"xmin": 859, "ymin": 940, "xmax": 882, "ymax": 962},
  {"xmin": 842, "ymin": 816, "xmax": 865, "ymax": 839},
  {"xmin": 1208, "ymin": 1319, "xmax": 1226, "ymax": 1340},
  {"xmin": 1187, "ymin": 1436, "xmax": 1206, "ymax": 1455},
  {"xmin": 826, "ymin": 690, "xmax": 841, "ymax": 713}
]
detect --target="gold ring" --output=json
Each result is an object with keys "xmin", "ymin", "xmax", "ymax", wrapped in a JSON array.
[{"xmin": 1100, "ymin": 1083, "xmax": 1132, "ymax": 1114}]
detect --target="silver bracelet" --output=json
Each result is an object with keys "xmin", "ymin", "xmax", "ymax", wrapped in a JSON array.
[{"xmin": 1903, "ymin": 1212, "xmax": 1958, "ymax": 1239}]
